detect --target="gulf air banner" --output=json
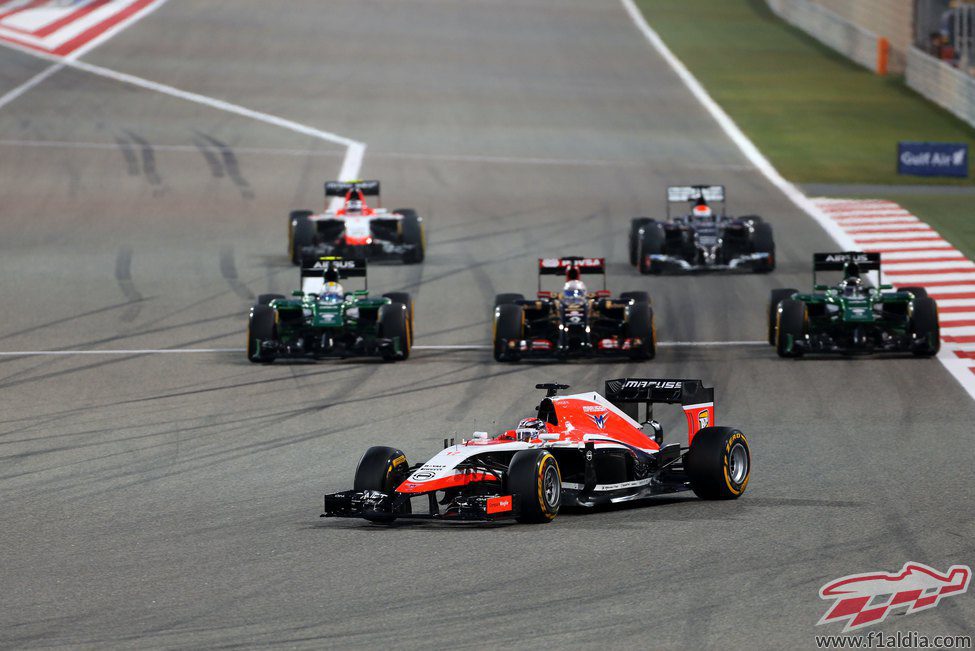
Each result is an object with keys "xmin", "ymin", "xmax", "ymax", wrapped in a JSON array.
[{"xmin": 898, "ymin": 141, "xmax": 968, "ymax": 178}]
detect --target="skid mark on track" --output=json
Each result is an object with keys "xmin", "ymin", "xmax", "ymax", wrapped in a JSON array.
[
  {"xmin": 114, "ymin": 247, "xmax": 143, "ymax": 323},
  {"xmin": 219, "ymin": 246, "xmax": 255, "ymax": 302},
  {"xmin": 195, "ymin": 132, "xmax": 254, "ymax": 199},
  {"xmin": 114, "ymin": 135, "xmax": 140, "ymax": 176}
]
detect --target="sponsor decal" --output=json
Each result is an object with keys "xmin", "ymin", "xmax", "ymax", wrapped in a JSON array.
[
  {"xmin": 818, "ymin": 562, "xmax": 971, "ymax": 632},
  {"xmin": 622, "ymin": 380, "xmax": 681, "ymax": 390},
  {"xmin": 391, "ymin": 455, "xmax": 407, "ymax": 468},
  {"xmin": 409, "ymin": 471, "xmax": 435, "ymax": 481},
  {"xmin": 589, "ymin": 413, "xmax": 608, "ymax": 429},
  {"xmin": 486, "ymin": 495, "xmax": 513, "ymax": 514},
  {"xmin": 697, "ymin": 409, "xmax": 710, "ymax": 429},
  {"xmin": 898, "ymin": 142, "xmax": 968, "ymax": 178},
  {"xmin": 583, "ymin": 405, "xmax": 606, "ymax": 413}
]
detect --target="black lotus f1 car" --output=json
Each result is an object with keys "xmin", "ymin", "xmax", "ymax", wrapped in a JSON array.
[{"xmin": 492, "ymin": 257, "xmax": 655, "ymax": 361}]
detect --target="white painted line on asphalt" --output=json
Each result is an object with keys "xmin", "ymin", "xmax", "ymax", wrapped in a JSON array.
[
  {"xmin": 0, "ymin": 61, "xmax": 65, "ymax": 111},
  {"xmin": 621, "ymin": 0, "xmax": 975, "ymax": 402},
  {"xmin": 0, "ymin": 341, "xmax": 770, "ymax": 356}
]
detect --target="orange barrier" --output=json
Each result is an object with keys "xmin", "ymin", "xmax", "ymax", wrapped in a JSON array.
[{"xmin": 877, "ymin": 37, "xmax": 890, "ymax": 75}]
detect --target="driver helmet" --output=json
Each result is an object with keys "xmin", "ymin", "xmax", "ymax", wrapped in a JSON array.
[
  {"xmin": 692, "ymin": 203, "xmax": 713, "ymax": 219},
  {"xmin": 321, "ymin": 281, "xmax": 344, "ymax": 303},
  {"xmin": 515, "ymin": 417, "xmax": 546, "ymax": 440},
  {"xmin": 838, "ymin": 276, "xmax": 863, "ymax": 297},
  {"xmin": 563, "ymin": 279, "xmax": 587, "ymax": 301},
  {"xmin": 346, "ymin": 199, "xmax": 364, "ymax": 215}
]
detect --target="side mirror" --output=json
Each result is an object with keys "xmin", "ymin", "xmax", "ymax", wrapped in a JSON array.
[{"xmin": 645, "ymin": 419, "xmax": 663, "ymax": 445}]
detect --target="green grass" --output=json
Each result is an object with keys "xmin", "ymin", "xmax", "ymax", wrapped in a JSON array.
[{"xmin": 636, "ymin": 0, "xmax": 975, "ymax": 186}]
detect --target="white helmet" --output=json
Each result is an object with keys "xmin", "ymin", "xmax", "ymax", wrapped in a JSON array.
[
  {"xmin": 321, "ymin": 281, "xmax": 344, "ymax": 303},
  {"xmin": 563, "ymin": 279, "xmax": 587, "ymax": 300}
]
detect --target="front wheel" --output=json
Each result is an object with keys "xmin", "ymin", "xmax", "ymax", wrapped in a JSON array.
[
  {"xmin": 247, "ymin": 304, "xmax": 276, "ymax": 364},
  {"xmin": 910, "ymin": 296, "xmax": 940, "ymax": 357},
  {"xmin": 625, "ymin": 301, "xmax": 656, "ymax": 361},
  {"xmin": 289, "ymin": 210, "xmax": 314, "ymax": 266},
  {"xmin": 353, "ymin": 446, "xmax": 412, "ymax": 523},
  {"xmin": 629, "ymin": 217, "xmax": 653, "ymax": 266},
  {"xmin": 684, "ymin": 427, "xmax": 751, "ymax": 500},
  {"xmin": 378, "ymin": 303, "xmax": 411, "ymax": 361},
  {"xmin": 767, "ymin": 288, "xmax": 797, "ymax": 345},
  {"xmin": 637, "ymin": 223, "xmax": 665, "ymax": 275},
  {"xmin": 508, "ymin": 449, "xmax": 561, "ymax": 523},
  {"xmin": 493, "ymin": 303, "xmax": 524, "ymax": 362},
  {"xmin": 750, "ymin": 222, "xmax": 775, "ymax": 272},
  {"xmin": 776, "ymin": 299, "xmax": 807, "ymax": 358}
]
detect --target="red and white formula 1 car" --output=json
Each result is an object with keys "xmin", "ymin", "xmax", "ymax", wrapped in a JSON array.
[
  {"xmin": 287, "ymin": 180, "xmax": 425, "ymax": 266},
  {"xmin": 322, "ymin": 379, "xmax": 751, "ymax": 524}
]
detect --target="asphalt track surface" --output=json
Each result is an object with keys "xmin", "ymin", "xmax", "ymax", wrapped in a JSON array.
[{"xmin": 1, "ymin": 2, "xmax": 973, "ymax": 649}]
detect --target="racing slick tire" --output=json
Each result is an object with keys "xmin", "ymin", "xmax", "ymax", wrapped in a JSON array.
[
  {"xmin": 289, "ymin": 210, "xmax": 314, "ymax": 266},
  {"xmin": 353, "ymin": 446, "xmax": 413, "ymax": 523},
  {"xmin": 493, "ymin": 303, "xmax": 523, "ymax": 362},
  {"xmin": 383, "ymin": 292, "xmax": 414, "ymax": 347},
  {"xmin": 625, "ymin": 301, "xmax": 656, "ymax": 361},
  {"xmin": 629, "ymin": 217, "xmax": 653, "ymax": 266},
  {"xmin": 776, "ymin": 299, "xmax": 807, "ymax": 358},
  {"xmin": 750, "ymin": 222, "xmax": 776, "ymax": 273},
  {"xmin": 247, "ymin": 304, "xmax": 276, "ymax": 364},
  {"xmin": 899, "ymin": 286, "xmax": 928, "ymax": 299},
  {"xmin": 397, "ymin": 209, "xmax": 425, "ymax": 264},
  {"xmin": 257, "ymin": 293, "xmax": 285, "ymax": 306},
  {"xmin": 619, "ymin": 291, "xmax": 650, "ymax": 305},
  {"xmin": 767, "ymin": 288, "xmax": 798, "ymax": 345},
  {"xmin": 685, "ymin": 427, "xmax": 751, "ymax": 500},
  {"xmin": 910, "ymin": 296, "xmax": 940, "ymax": 357},
  {"xmin": 494, "ymin": 293, "xmax": 525, "ymax": 307},
  {"xmin": 637, "ymin": 223, "xmax": 666, "ymax": 274},
  {"xmin": 507, "ymin": 449, "xmax": 561, "ymax": 524},
  {"xmin": 378, "ymin": 302, "xmax": 411, "ymax": 361}
]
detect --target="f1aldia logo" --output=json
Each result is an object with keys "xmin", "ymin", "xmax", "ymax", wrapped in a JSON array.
[{"xmin": 818, "ymin": 562, "xmax": 971, "ymax": 632}]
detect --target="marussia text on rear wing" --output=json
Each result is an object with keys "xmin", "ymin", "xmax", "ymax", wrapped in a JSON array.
[
  {"xmin": 324, "ymin": 180, "xmax": 381, "ymax": 197},
  {"xmin": 605, "ymin": 378, "xmax": 715, "ymax": 444}
]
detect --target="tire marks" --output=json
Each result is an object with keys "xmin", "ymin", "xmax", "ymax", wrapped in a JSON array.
[
  {"xmin": 114, "ymin": 247, "xmax": 144, "ymax": 323},
  {"xmin": 194, "ymin": 132, "xmax": 255, "ymax": 199},
  {"xmin": 115, "ymin": 130, "xmax": 164, "ymax": 195},
  {"xmin": 219, "ymin": 246, "xmax": 255, "ymax": 301}
]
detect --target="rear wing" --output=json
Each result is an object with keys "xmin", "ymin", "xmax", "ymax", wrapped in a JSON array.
[
  {"xmin": 812, "ymin": 251, "xmax": 881, "ymax": 287},
  {"xmin": 324, "ymin": 180, "xmax": 381, "ymax": 197},
  {"xmin": 300, "ymin": 257, "xmax": 367, "ymax": 294},
  {"xmin": 604, "ymin": 378, "xmax": 715, "ymax": 445},
  {"xmin": 813, "ymin": 252, "xmax": 880, "ymax": 272},
  {"xmin": 666, "ymin": 185, "xmax": 725, "ymax": 218},
  {"xmin": 538, "ymin": 257, "xmax": 606, "ymax": 292}
]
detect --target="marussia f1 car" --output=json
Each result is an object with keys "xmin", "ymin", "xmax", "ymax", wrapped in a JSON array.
[
  {"xmin": 630, "ymin": 185, "xmax": 775, "ymax": 274},
  {"xmin": 768, "ymin": 251, "xmax": 940, "ymax": 357},
  {"xmin": 322, "ymin": 379, "xmax": 751, "ymax": 524},
  {"xmin": 247, "ymin": 257, "xmax": 413, "ymax": 363},
  {"xmin": 493, "ymin": 257, "xmax": 655, "ymax": 361},
  {"xmin": 287, "ymin": 180, "xmax": 425, "ymax": 265}
]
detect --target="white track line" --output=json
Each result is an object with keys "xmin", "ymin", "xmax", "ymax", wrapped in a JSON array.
[
  {"xmin": 621, "ymin": 0, "xmax": 975, "ymax": 401},
  {"xmin": 0, "ymin": 341, "xmax": 769, "ymax": 356},
  {"xmin": 0, "ymin": 61, "xmax": 64, "ymax": 111}
]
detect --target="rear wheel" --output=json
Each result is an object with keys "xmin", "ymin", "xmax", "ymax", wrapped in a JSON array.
[
  {"xmin": 776, "ymin": 299, "xmax": 807, "ymax": 358},
  {"xmin": 637, "ymin": 223, "xmax": 665, "ymax": 274},
  {"xmin": 353, "ymin": 446, "xmax": 412, "ymax": 523},
  {"xmin": 619, "ymin": 291, "xmax": 650, "ymax": 304},
  {"xmin": 684, "ymin": 427, "xmax": 751, "ymax": 499},
  {"xmin": 910, "ymin": 296, "xmax": 940, "ymax": 357},
  {"xmin": 378, "ymin": 302, "xmax": 411, "ymax": 361},
  {"xmin": 767, "ymin": 288, "xmax": 798, "ymax": 345},
  {"xmin": 507, "ymin": 449, "xmax": 561, "ymax": 524},
  {"xmin": 629, "ymin": 217, "xmax": 653, "ymax": 266},
  {"xmin": 899, "ymin": 286, "xmax": 928, "ymax": 299},
  {"xmin": 494, "ymin": 293, "xmax": 525, "ymax": 307},
  {"xmin": 289, "ymin": 210, "xmax": 314, "ymax": 266},
  {"xmin": 751, "ymin": 222, "xmax": 775, "ymax": 272},
  {"xmin": 397, "ymin": 209, "xmax": 425, "ymax": 264},
  {"xmin": 625, "ymin": 301, "xmax": 656, "ymax": 361},
  {"xmin": 247, "ymin": 304, "xmax": 276, "ymax": 364},
  {"xmin": 493, "ymin": 303, "xmax": 523, "ymax": 362}
]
